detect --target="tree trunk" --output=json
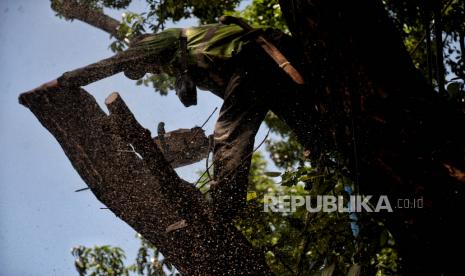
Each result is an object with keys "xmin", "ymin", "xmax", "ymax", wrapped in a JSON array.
[
  {"xmin": 279, "ymin": 0, "xmax": 465, "ymax": 274},
  {"xmin": 19, "ymin": 87, "xmax": 272, "ymax": 275}
]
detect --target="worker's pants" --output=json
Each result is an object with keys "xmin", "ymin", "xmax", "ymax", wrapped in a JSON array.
[{"xmin": 210, "ymin": 37, "xmax": 317, "ymax": 219}]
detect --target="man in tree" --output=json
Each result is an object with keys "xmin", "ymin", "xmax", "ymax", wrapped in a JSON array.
[{"xmin": 37, "ymin": 19, "xmax": 313, "ymax": 220}]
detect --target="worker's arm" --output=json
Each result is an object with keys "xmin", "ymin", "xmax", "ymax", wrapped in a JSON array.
[
  {"xmin": 32, "ymin": 29, "xmax": 182, "ymax": 91},
  {"xmin": 30, "ymin": 50, "xmax": 143, "ymax": 91},
  {"xmin": 57, "ymin": 51, "xmax": 138, "ymax": 87}
]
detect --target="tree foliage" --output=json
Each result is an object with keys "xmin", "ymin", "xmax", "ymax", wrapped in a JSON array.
[
  {"xmin": 383, "ymin": 0, "xmax": 465, "ymax": 102},
  {"xmin": 72, "ymin": 235, "xmax": 179, "ymax": 276}
]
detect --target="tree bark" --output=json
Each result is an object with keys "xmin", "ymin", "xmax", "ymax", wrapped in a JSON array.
[
  {"xmin": 279, "ymin": 0, "xmax": 465, "ymax": 274},
  {"xmin": 19, "ymin": 87, "xmax": 272, "ymax": 275},
  {"xmin": 154, "ymin": 126, "xmax": 211, "ymax": 168},
  {"xmin": 52, "ymin": 0, "xmax": 123, "ymax": 40}
]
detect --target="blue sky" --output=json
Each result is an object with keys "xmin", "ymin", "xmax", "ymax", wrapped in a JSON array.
[{"xmin": 0, "ymin": 0, "xmax": 264, "ymax": 275}]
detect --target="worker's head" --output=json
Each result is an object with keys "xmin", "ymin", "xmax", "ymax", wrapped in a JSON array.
[
  {"xmin": 123, "ymin": 61, "xmax": 164, "ymax": 79},
  {"xmin": 123, "ymin": 34, "xmax": 154, "ymax": 79},
  {"xmin": 124, "ymin": 67, "xmax": 146, "ymax": 80}
]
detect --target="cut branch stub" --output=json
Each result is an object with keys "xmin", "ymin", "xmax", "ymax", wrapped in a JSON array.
[
  {"xmin": 154, "ymin": 127, "xmax": 210, "ymax": 168},
  {"xmin": 104, "ymin": 92, "xmax": 208, "ymax": 220}
]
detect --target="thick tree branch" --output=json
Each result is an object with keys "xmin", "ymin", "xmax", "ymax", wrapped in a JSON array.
[
  {"xmin": 154, "ymin": 127, "xmax": 211, "ymax": 168},
  {"xmin": 19, "ymin": 87, "xmax": 272, "ymax": 275},
  {"xmin": 53, "ymin": 0, "xmax": 123, "ymax": 40}
]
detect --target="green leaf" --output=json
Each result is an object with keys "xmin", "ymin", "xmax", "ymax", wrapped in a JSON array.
[{"xmin": 264, "ymin": 171, "xmax": 282, "ymax": 177}]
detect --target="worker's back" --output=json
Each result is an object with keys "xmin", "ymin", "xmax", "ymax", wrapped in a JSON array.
[
  {"xmin": 126, "ymin": 24, "xmax": 255, "ymax": 93},
  {"xmin": 130, "ymin": 24, "xmax": 250, "ymax": 68}
]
